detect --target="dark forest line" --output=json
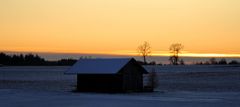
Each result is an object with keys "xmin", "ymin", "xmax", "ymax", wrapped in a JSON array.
[{"xmin": 0, "ymin": 52, "xmax": 77, "ymax": 66}]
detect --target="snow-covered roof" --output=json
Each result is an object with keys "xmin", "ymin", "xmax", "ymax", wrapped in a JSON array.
[{"xmin": 66, "ymin": 58, "xmax": 133, "ymax": 74}]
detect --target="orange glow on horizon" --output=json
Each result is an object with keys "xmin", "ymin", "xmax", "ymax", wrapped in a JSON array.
[
  {"xmin": 108, "ymin": 50, "xmax": 240, "ymax": 58},
  {"xmin": 4, "ymin": 49, "xmax": 240, "ymax": 58}
]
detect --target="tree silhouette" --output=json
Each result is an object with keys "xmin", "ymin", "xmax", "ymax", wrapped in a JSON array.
[
  {"xmin": 218, "ymin": 58, "xmax": 227, "ymax": 65},
  {"xmin": 209, "ymin": 58, "xmax": 217, "ymax": 65},
  {"xmin": 169, "ymin": 43, "xmax": 184, "ymax": 65},
  {"xmin": 0, "ymin": 53, "xmax": 11, "ymax": 65},
  {"xmin": 137, "ymin": 41, "xmax": 151, "ymax": 64}
]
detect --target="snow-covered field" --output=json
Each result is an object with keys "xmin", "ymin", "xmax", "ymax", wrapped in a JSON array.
[
  {"xmin": 145, "ymin": 65, "xmax": 240, "ymax": 92},
  {"xmin": 0, "ymin": 66, "xmax": 240, "ymax": 107}
]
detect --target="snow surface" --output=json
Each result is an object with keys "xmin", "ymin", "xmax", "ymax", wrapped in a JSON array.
[
  {"xmin": 0, "ymin": 66, "xmax": 240, "ymax": 107},
  {"xmin": 0, "ymin": 89, "xmax": 240, "ymax": 107},
  {"xmin": 66, "ymin": 58, "xmax": 132, "ymax": 74},
  {"xmin": 144, "ymin": 65, "xmax": 240, "ymax": 73}
]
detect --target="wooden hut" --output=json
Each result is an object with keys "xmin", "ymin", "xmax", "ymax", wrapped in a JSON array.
[{"xmin": 66, "ymin": 58, "xmax": 148, "ymax": 92}]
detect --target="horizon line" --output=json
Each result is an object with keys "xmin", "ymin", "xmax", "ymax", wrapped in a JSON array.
[{"xmin": 1, "ymin": 50, "xmax": 240, "ymax": 58}]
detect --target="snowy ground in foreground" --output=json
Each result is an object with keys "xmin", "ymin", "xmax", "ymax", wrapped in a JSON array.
[
  {"xmin": 0, "ymin": 66, "xmax": 240, "ymax": 107},
  {"xmin": 1, "ymin": 89, "xmax": 240, "ymax": 107}
]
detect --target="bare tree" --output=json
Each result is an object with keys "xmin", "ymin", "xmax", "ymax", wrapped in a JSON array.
[
  {"xmin": 169, "ymin": 43, "xmax": 184, "ymax": 65},
  {"xmin": 148, "ymin": 68, "xmax": 158, "ymax": 90},
  {"xmin": 137, "ymin": 41, "xmax": 151, "ymax": 64}
]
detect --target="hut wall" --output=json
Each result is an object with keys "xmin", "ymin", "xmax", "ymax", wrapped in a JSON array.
[{"xmin": 77, "ymin": 74, "xmax": 123, "ymax": 92}]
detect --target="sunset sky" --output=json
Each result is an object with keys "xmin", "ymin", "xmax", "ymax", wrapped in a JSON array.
[{"xmin": 1, "ymin": 0, "xmax": 240, "ymax": 57}]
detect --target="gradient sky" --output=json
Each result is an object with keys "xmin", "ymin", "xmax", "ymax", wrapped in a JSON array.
[{"xmin": 1, "ymin": 0, "xmax": 240, "ymax": 57}]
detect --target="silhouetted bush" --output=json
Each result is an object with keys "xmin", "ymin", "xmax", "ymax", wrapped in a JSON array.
[{"xmin": 229, "ymin": 60, "xmax": 239, "ymax": 65}]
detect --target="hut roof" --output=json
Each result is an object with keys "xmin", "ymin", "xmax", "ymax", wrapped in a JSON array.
[{"xmin": 66, "ymin": 58, "xmax": 147, "ymax": 74}]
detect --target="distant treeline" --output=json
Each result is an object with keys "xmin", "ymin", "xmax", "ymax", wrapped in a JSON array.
[
  {"xmin": 194, "ymin": 58, "xmax": 240, "ymax": 65},
  {"xmin": 0, "ymin": 52, "xmax": 77, "ymax": 66},
  {"xmin": 137, "ymin": 58, "xmax": 240, "ymax": 65}
]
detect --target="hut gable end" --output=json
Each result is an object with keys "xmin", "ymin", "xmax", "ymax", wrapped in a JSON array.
[{"xmin": 118, "ymin": 58, "xmax": 148, "ymax": 75}]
